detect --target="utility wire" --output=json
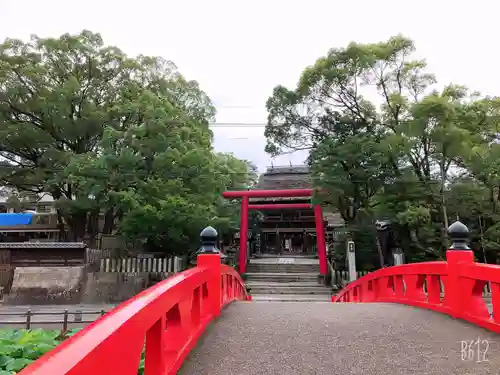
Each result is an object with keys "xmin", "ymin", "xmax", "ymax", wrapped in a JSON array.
[
  {"xmin": 214, "ymin": 105, "xmax": 264, "ymax": 109},
  {"xmin": 209, "ymin": 122, "xmax": 267, "ymax": 127}
]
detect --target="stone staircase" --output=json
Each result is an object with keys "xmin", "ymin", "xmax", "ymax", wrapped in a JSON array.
[{"xmin": 245, "ymin": 257, "xmax": 332, "ymax": 302}]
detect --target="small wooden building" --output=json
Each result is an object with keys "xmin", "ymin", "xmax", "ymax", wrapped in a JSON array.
[
  {"xmin": 0, "ymin": 212, "xmax": 62, "ymax": 242},
  {"xmin": 0, "ymin": 242, "xmax": 87, "ymax": 267},
  {"xmin": 0, "ymin": 242, "xmax": 87, "ymax": 295}
]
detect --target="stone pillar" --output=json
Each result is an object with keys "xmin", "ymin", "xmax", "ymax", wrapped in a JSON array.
[{"xmin": 347, "ymin": 240, "xmax": 357, "ymax": 282}]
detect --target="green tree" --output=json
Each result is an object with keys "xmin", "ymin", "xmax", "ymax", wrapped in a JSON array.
[
  {"xmin": 0, "ymin": 30, "xmax": 216, "ymax": 241},
  {"xmin": 265, "ymin": 35, "xmax": 500, "ymax": 266},
  {"xmin": 209, "ymin": 156, "xmax": 259, "ymax": 238},
  {"xmin": 67, "ymin": 110, "xmax": 256, "ymax": 254}
]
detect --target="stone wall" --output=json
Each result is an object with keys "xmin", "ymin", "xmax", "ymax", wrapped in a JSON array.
[
  {"xmin": 4, "ymin": 266, "xmax": 175, "ymax": 305},
  {"xmin": 81, "ymin": 272, "xmax": 150, "ymax": 304},
  {"xmin": 5, "ymin": 266, "xmax": 84, "ymax": 305}
]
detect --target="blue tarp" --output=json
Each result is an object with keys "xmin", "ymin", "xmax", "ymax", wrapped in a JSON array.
[{"xmin": 0, "ymin": 213, "xmax": 34, "ymax": 226}]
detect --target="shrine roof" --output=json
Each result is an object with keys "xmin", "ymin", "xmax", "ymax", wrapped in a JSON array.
[{"xmin": 256, "ymin": 165, "xmax": 312, "ymax": 191}]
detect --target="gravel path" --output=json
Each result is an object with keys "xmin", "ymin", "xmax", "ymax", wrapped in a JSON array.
[{"xmin": 179, "ymin": 302, "xmax": 500, "ymax": 375}]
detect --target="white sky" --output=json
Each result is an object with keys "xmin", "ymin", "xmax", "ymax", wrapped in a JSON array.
[{"xmin": 2, "ymin": 0, "xmax": 499, "ymax": 171}]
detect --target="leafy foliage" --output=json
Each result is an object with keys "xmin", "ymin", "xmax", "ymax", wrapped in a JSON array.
[
  {"xmin": 266, "ymin": 35, "xmax": 500, "ymax": 267},
  {"xmin": 0, "ymin": 328, "xmax": 149, "ymax": 375},
  {"xmin": 0, "ymin": 30, "xmax": 254, "ymax": 252},
  {"xmin": 0, "ymin": 329, "xmax": 81, "ymax": 374}
]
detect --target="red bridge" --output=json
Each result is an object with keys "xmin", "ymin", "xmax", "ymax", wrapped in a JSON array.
[{"xmin": 17, "ymin": 190, "xmax": 500, "ymax": 375}]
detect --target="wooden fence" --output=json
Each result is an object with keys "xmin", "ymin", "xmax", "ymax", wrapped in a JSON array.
[
  {"xmin": 85, "ymin": 248, "xmax": 116, "ymax": 266},
  {"xmin": 99, "ymin": 256, "xmax": 187, "ymax": 273},
  {"xmin": 330, "ymin": 270, "xmax": 369, "ymax": 289}
]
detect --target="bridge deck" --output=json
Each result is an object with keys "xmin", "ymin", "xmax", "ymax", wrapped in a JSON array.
[{"xmin": 180, "ymin": 302, "xmax": 499, "ymax": 375}]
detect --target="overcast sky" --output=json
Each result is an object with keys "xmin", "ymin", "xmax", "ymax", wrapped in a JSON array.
[{"xmin": 2, "ymin": 0, "xmax": 499, "ymax": 172}]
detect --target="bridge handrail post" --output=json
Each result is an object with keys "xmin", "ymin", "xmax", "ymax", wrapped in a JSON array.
[
  {"xmin": 197, "ymin": 226, "xmax": 222, "ymax": 317},
  {"xmin": 445, "ymin": 220, "xmax": 474, "ymax": 318}
]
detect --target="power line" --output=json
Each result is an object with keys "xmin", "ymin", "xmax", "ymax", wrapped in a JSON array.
[
  {"xmin": 215, "ymin": 105, "xmax": 264, "ymax": 109},
  {"xmin": 209, "ymin": 122, "xmax": 267, "ymax": 127}
]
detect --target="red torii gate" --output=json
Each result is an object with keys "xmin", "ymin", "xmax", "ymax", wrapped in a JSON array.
[{"xmin": 222, "ymin": 188, "xmax": 328, "ymax": 275}]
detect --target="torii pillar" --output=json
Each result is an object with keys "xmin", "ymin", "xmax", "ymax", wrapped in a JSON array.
[
  {"xmin": 313, "ymin": 202, "xmax": 328, "ymax": 277},
  {"xmin": 239, "ymin": 195, "xmax": 249, "ymax": 273}
]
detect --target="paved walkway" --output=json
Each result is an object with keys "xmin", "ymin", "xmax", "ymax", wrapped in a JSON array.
[{"xmin": 180, "ymin": 302, "xmax": 500, "ymax": 375}]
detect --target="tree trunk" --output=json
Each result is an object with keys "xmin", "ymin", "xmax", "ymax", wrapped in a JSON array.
[
  {"xmin": 56, "ymin": 208, "xmax": 67, "ymax": 241},
  {"xmin": 67, "ymin": 212, "xmax": 88, "ymax": 241},
  {"xmin": 87, "ymin": 209, "xmax": 100, "ymax": 240},
  {"xmin": 50, "ymin": 190, "xmax": 67, "ymax": 241},
  {"xmin": 439, "ymin": 159, "xmax": 449, "ymax": 251},
  {"xmin": 102, "ymin": 208, "xmax": 115, "ymax": 234},
  {"xmin": 375, "ymin": 235, "xmax": 385, "ymax": 268}
]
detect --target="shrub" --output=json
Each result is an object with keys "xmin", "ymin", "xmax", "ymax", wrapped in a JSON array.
[
  {"xmin": 0, "ymin": 328, "xmax": 80, "ymax": 374},
  {"xmin": 0, "ymin": 329, "xmax": 145, "ymax": 374}
]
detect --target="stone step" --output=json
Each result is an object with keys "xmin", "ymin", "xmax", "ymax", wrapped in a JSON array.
[
  {"xmin": 249, "ymin": 285, "xmax": 332, "ymax": 295},
  {"xmin": 246, "ymin": 278, "xmax": 321, "ymax": 284},
  {"xmin": 246, "ymin": 265, "xmax": 319, "ymax": 273},
  {"xmin": 245, "ymin": 273, "xmax": 319, "ymax": 282},
  {"xmin": 248, "ymin": 262, "xmax": 318, "ymax": 267},
  {"xmin": 246, "ymin": 270, "xmax": 319, "ymax": 275},
  {"xmin": 246, "ymin": 273, "xmax": 321, "ymax": 278},
  {"xmin": 247, "ymin": 281, "xmax": 324, "ymax": 287},
  {"xmin": 250, "ymin": 294, "xmax": 332, "ymax": 302},
  {"xmin": 256, "ymin": 254, "xmax": 318, "ymax": 259},
  {"xmin": 249, "ymin": 258, "xmax": 319, "ymax": 264},
  {"xmin": 250, "ymin": 289, "xmax": 332, "ymax": 295}
]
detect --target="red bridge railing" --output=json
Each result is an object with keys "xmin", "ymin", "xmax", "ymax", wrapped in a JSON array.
[
  {"xmin": 333, "ymin": 221, "xmax": 500, "ymax": 333},
  {"xmin": 18, "ymin": 227, "xmax": 249, "ymax": 375}
]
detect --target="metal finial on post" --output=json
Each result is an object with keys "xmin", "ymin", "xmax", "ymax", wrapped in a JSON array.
[
  {"xmin": 448, "ymin": 221, "xmax": 470, "ymax": 250},
  {"xmin": 199, "ymin": 226, "xmax": 219, "ymax": 253}
]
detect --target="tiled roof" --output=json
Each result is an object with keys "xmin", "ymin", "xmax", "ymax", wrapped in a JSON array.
[
  {"xmin": 0, "ymin": 242, "xmax": 87, "ymax": 249},
  {"xmin": 257, "ymin": 166, "xmax": 312, "ymax": 190},
  {"xmin": 263, "ymin": 165, "xmax": 310, "ymax": 174}
]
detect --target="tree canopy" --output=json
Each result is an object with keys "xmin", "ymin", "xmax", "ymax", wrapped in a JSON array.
[
  {"xmin": 4, "ymin": 30, "xmax": 498, "ymax": 264},
  {"xmin": 265, "ymin": 35, "xmax": 500, "ymax": 267},
  {"xmin": 0, "ymin": 30, "xmax": 255, "ymax": 254}
]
